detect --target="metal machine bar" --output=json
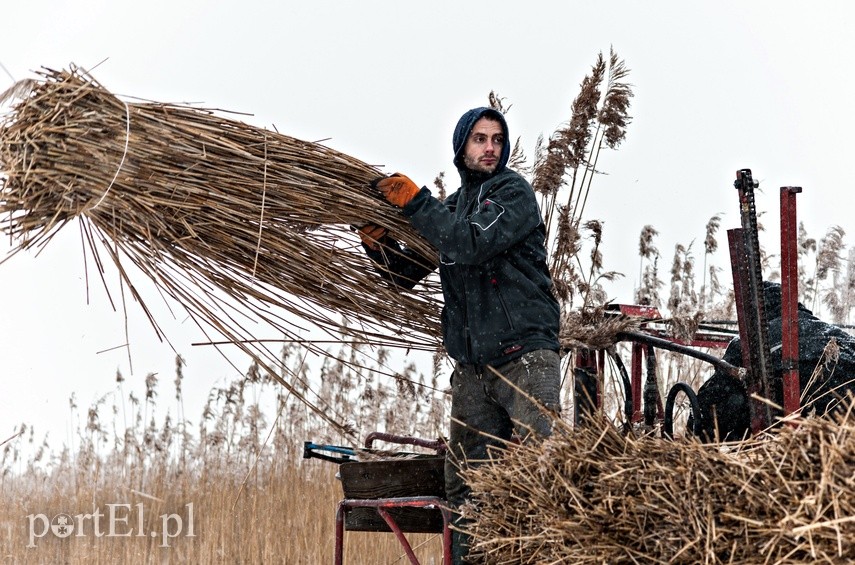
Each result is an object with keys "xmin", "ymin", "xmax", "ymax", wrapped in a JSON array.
[
  {"xmin": 574, "ymin": 348, "xmax": 600, "ymax": 425},
  {"xmin": 617, "ymin": 331, "xmax": 744, "ymax": 378},
  {"xmin": 303, "ymin": 441, "xmax": 356, "ymax": 464},
  {"xmin": 636, "ymin": 328, "xmax": 733, "ymax": 350},
  {"xmin": 780, "ymin": 186, "xmax": 803, "ymax": 415},
  {"xmin": 643, "ymin": 344, "xmax": 658, "ymax": 426},
  {"xmin": 631, "ymin": 343, "xmax": 643, "ymax": 423},
  {"xmin": 732, "ymin": 169, "xmax": 775, "ymax": 433}
]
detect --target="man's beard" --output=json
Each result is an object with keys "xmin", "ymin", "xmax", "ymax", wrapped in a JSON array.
[{"xmin": 463, "ymin": 154, "xmax": 497, "ymax": 175}]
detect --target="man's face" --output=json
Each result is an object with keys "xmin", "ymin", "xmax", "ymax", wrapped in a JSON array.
[{"xmin": 462, "ymin": 117, "xmax": 504, "ymax": 174}]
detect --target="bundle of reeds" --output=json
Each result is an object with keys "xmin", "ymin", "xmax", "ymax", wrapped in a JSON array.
[
  {"xmin": 560, "ymin": 308, "xmax": 640, "ymax": 350},
  {"xmin": 0, "ymin": 66, "xmax": 444, "ymax": 432},
  {"xmin": 0, "ymin": 65, "xmax": 635, "ymax": 432},
  {"xmin": 461, "ymin": 406, "xmax": 855, "ymax": 564}
]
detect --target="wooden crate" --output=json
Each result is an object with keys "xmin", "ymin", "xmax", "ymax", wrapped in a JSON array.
[{"xmin": 339, "ymin": 456, "xmax": 446, "ymax": 533}]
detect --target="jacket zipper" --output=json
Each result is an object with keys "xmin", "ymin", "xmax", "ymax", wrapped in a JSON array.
[
  {"xmin": 462, "ymin": 272, "xmax": 473, "ymax": 362},
  {"xmin": 491, "ymin": 277, "xmax": 515, "ymax": 330}
]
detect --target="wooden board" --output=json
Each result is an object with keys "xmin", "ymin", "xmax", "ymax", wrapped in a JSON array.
[{"xmin": 339, "ymin": 456, "xmax": 446, "ymax": 533}]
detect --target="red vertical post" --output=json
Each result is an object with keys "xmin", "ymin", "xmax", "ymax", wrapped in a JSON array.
[
  {"xmin": 335, "ymin": 502, "xmax": 346, "ymax": 565},
  {"xmin": 780, "ymin": 186, "xmax": 802, "ymax": 415}
]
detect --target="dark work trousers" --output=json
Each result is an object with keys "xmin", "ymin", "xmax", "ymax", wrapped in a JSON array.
[{"xmin": 445, "ymin": 349, "xmax": 561, "ymax": 564}]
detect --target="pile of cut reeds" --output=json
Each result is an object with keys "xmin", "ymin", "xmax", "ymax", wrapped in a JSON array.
[
  {"xmin": 0, "ymin": 66, "xmax": 444, "ymax": 432},
  {"xmin": 461, "ymin": 405, "xmax": 855, "ymax": 564}
]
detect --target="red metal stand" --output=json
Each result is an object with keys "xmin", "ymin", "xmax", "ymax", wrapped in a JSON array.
[
  {"xmin": 334, "ymin": 496, "xmax": 452, "ymax": 565},
  {"xmin": 332, "ymin": 432, "xmax": 451, "ymax": 564}
]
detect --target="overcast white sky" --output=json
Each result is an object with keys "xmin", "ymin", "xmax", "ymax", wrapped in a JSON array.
[{"xmin": 2, "ymin": 1, "xmax": 854, "ymax": 454}]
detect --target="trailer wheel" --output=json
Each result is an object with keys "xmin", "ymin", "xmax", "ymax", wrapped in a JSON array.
[{"xmin": 663, "ymin": 382, "xmax": 702, "ymax": 440}]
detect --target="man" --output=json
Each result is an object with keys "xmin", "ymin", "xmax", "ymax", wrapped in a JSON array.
[
  {"xmin": 694, "ymin": 281, "xmax": 855, "ymax": 442},
  {"xmin": 359, "ymin": 107, "xmax": 561, "ymax": 563}
]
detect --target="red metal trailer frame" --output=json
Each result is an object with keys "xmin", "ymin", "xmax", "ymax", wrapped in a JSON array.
[
  {"xmin": 333, "ymin": 432, "xmax": 452, "ymax": 565},
  {"xmin": 334, "ymin": 496, "xmax": 452, "ymax": 565},
  {"xmin": 575, "ymin": 176, "xmax": 803, "ymax": 435}
]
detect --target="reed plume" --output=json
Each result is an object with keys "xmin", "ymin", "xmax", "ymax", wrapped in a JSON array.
[{"xmin": 813, "ymin": 225, "xmax": 846, "ymax": 313}]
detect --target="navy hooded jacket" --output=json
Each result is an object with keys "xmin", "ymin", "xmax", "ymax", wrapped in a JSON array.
[{"xmin": 366, "ymin": 107, "xmax": 560, "ymax": 367}]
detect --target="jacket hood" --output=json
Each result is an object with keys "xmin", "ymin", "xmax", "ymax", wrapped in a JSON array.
[
  {"xmin": 763, "ymin": 280, "xmax": 811, "ymax": 318},
  {"xmin": 452, "ymin": 107, "xmax": 510, "ymax": 174}
]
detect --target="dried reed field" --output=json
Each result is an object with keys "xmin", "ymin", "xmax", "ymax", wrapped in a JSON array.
[
  {"xmin": 0, "ymin": 346, "xmax": 449, "ymax": 564},
  {"xmin": 1, "ymin": 444, "xmax": 445, "ymax": 564},
  {"xmin": 4, "ymin": 49, "xmax": 855, "ymax": 564}
]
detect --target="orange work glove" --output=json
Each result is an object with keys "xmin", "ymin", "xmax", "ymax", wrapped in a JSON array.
[
  {"xmin": 358, "ymin": 224, "xmax": 388, "ymax": 251},
  {"xmin": 372, "ymin": 173, "xmax": 420, "ymax": 208}
]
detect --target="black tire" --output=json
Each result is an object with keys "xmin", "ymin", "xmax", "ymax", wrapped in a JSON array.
[{"xmin": 663, "ymin": 382, "xmax": 702, "ymax": 440}]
